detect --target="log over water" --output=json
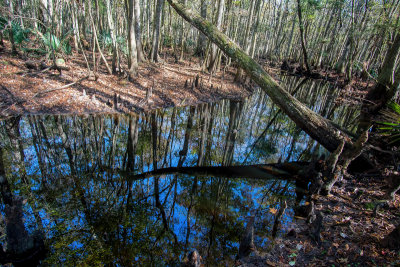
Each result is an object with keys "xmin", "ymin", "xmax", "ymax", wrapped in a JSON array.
[
  {"xmin": 166, "ymin": 0, "xmax": 350, "ymax": 152},
  {"xmin": 125, "ymin": 162, "xmax": 310, "ymax": 181}
]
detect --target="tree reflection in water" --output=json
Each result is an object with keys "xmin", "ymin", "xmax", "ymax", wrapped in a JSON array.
[{"xmin": 0, "ymin": 77, "xmax": 358, "ymax": 265}]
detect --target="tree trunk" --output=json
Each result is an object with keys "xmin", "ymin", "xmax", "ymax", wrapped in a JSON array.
[
  {"xmin": 151, "ymin": 0, "xmax": 164, "ymax": 62},
  {"xmin": 39, "ymin": 0, "xmax": 49, "ymax": 26},
  {"xmin": 336, "ymin": 36, "xmax": 350, "ymax": 74},
  {"xmin": 235, "ymin": 0, "xmax": 257, "ymax": 80},
  {"xmin": 346, "ymin": 0, "xmax": 355, "ymax": 81},
  {"xmin": 285, "ymin": 15, "xmax": 296, "ymax": 60},
  {"xmin": 71, "ymin": 1, "xmax": 80, "ymax": 51},
  {"xmin": 195, "ymin": 0, "xmax": 207, "ymax": 56},
  {"xmin": 7, "ymin": 0, "xmax": 17, "ymax": 54},
  {"xmin": 179, "ymin": 0, "xmax": 187, "ymax": 60},
  {"xmin": 166, "ymin": 0, "xmax": 349, "ymax": 152},
  {"xmin": 134, "ymin": 0, "xmax": 146, "ymax": 62},
  {"xmin": 357, "ymin": 33, "xmax": 400, "ymax": 133},
  {"xmin": 178, "ymin": 107, "xmax": 195, "ymax": 167},
  {"xmin": 249, "ymin": 0, "xmax": 263, "ymax": 58},
  {"xmin": 106, "ymin": 0, "xmax": 118, "ymax": 73},
  {"xmin": 126, "ymin": 0, "xmax": 138, "ymax": 75},
  {"xmin": 296, "ymin": 0, "xmax": 311, "ymax": 74},
  {"xmin": 88, "ymin": 0, "xmax": 112, "ymax": 75},
  {"xmin": 243, "ymin": 0, "xmax": 256, "ymax": 54},
  {"xmin": 126, "ymin": 116, "xmax": 139, "ymax": 171},
  {"xmin": 208, "ymin": 0, "xmax": 225, "ymax": 73}
]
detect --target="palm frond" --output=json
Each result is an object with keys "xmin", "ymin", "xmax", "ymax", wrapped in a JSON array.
[{"xmin": 376, "ymin": 102, "xmax": 400, "ymax": 144}]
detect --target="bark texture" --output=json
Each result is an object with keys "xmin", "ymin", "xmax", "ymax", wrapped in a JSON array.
[{"xmin": 151, "ymin": 0, "xmax": 164, "ymax": 62}]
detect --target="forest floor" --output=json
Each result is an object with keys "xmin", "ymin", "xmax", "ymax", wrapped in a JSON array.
[
  {"xmin": 0, "ymin": 41, "xmax": 375, "ymax": 118},
  {"xmin": 0, "ymin": 42, "xmax": 251, "ymax": 118},
  {"xmin": 238, "ymin": 162, "xmax": 400, "ymax": 266}
]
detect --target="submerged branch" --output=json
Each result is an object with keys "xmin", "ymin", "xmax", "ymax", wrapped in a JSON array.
[{"xmin": 125, "ymin": 162, "xmax": 309, "ymax": 181}]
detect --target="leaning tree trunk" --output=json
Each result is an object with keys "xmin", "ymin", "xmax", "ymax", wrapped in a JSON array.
[
  {"xmin": 357, "ymin": 33, "xmax": 400, "ymax": 133},
  {"xmin": 166, "ymin": 0, "xmax": 349, "ymax": 152}
]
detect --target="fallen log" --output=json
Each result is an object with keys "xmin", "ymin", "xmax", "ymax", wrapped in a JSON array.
[
  {"xmin": 166, "ymin": 0, "xmax": 349, "ymax": 152},
  {"xmin": 123, "ymin": 162, "xmax": 309, "ymax": 182}
]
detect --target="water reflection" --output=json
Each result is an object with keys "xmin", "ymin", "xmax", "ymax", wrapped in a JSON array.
[{"xmin": 0, "ymin": 76, "xmax": 358, "ymax": 265}]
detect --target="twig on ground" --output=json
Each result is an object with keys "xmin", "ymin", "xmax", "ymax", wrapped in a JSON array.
[{"xmin": 33, "ymin": 75, "xmax": 90, "ymax": 97}]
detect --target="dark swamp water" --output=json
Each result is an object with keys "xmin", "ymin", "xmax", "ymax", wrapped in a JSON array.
[{"xmin": 0, "ymin": 76, "xmax": 358, "ymax": 266}]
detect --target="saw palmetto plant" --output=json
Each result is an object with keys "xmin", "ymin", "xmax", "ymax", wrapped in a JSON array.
[{"xmin": 377, "ymin": 102, "xmax": 400, "ymax": 144}]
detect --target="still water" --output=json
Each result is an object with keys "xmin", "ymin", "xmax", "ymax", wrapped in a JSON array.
[{"xmin": 0, "ymin": 76, "xmax": 357, "ymax": 265}]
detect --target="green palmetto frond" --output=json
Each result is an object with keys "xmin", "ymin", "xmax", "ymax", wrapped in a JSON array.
[
  {"xmin": 376, "ymin": 102, "xmax": 400, "ymax": 144},
  {"xmin": 39, "ymin": 30, "xmax": 73, "ymax": 55}
]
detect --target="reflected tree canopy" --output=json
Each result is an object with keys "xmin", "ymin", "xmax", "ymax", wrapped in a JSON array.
[{"xmin": 0, "ymin": 76, "xmax": 358, "ymax": 265}]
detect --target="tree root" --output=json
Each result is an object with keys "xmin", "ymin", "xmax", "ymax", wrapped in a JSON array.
[{"xmin": 322, "ymin": 129, "xmax": 369, "ymax": 195}]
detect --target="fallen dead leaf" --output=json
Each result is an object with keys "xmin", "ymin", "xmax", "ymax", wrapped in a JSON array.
[{"xmin": 270, "ymin": 207, "xmax": 278, "ymax": 215}]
